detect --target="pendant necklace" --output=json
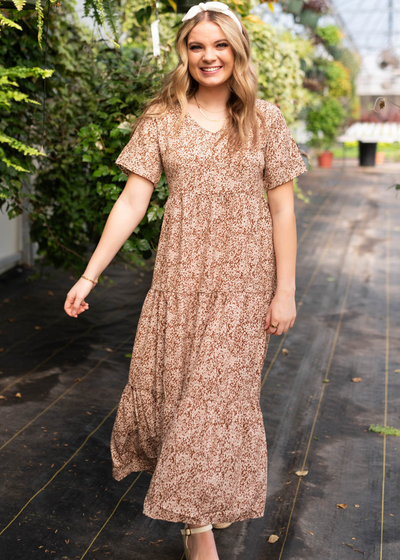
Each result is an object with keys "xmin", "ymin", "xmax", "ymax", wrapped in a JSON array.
[{"xmin": 194, "ymin": 95, "xmax": 228, "ymax": 122}]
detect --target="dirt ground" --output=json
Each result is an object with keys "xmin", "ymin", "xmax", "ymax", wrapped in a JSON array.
[{"xmin": 0, "ymin": 162, "xmax": 399, "ymax": 560}]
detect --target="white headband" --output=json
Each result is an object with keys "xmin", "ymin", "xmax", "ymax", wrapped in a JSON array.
[{"xmin": 182, "ymin": 1, "xmax": 243, "ymax": 34}]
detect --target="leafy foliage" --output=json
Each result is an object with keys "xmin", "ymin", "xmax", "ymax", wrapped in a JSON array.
[
  {"xmin": 1, "ymin": 5, "xmax": 167, "ymax": 274},
  {"xmin": 303, "ymin": 23, "xmax": 360, "ymax": 152},
  {"xmin": 315, "ymin": 24, "xmax": 341, "ymax": 46},
  {"xmin": 244, "ymin": 19, "xmax": 308, "ymax": 124},
  {"xmin": 306, "ymin": 97, "xmax": 346, "ymax": 151}
]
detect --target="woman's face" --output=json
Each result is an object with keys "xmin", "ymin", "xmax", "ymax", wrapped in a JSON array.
[{"xmin": 187, "ymin": 21, "xmax": 234, "ymax": 88}]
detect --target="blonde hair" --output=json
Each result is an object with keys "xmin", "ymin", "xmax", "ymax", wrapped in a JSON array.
[{"xmin": 132, "ymin": 10, "xmax": 262, "ymax": 151}]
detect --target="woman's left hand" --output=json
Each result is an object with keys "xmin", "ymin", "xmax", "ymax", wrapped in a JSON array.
[{"xmin": 265, "ymin": 290, "xmax": 297, "ymax": 335}]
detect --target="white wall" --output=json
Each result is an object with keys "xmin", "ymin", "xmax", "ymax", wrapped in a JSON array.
[{"xmin": 0, "ymin": 211, "xmax": 22, "ymax": 276}]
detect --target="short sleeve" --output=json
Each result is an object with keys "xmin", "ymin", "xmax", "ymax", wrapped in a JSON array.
[
  {"xmin": 115, "ymin": 116, "xmax": 163, "ymax": 187},
  {"xmin": 263, "ymin": 106, "xmax": 307, "ymax": 191}
]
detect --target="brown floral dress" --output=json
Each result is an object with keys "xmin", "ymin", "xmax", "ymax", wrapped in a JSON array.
[{"xmin": 110, "ymin": 99, "xmax": 307, "ymax": 525}]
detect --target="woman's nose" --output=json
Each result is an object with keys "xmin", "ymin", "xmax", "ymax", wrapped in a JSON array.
[{"xmin": 202, "ymin": 48, "xmax": 217, "ymax": 62}]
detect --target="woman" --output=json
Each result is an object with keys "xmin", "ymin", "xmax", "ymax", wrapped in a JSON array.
[{"xmin": 64, "ymin": 2, "xmax": 307, "ymax": 558}]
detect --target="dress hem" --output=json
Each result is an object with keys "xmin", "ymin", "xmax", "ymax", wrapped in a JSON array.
[{"xmin": 143, "ymin": 503, "xmax": 266, "ymax": 525}]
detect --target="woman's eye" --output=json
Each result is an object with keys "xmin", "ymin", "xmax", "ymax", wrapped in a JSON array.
[
  {"xmin": 217, "ymin": 43, "xmax": 229, "ymax": 48},
  {"xmin": 189, "ymin": 45, "xmax": 201, "ymax": 50}
]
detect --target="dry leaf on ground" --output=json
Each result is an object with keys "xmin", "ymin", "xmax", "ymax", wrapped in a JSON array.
[
  {"xmin": 268, "ymin": 535, "xmax": 279, "ymax": 543},
  {"xmin": 336, "ymin": 503, "xmax": 347, "ymax": 509},
  {"xmin": 295, "ymin": 470, "xmax": 308, "ymax": 476},
  {"xmin": 282, "ymin": 348, "xmax": 289, "ymax": 355},
  {"xmin": 307, "ymin": 531, "xmax": 314, "ymax": 535},
  {"xmin": 15, "ymin": 392, "xmax": 22, "ymax": 398},
  {"xmin": 351, "ymin": 377, "xmax": 362, "ymax": 382}
]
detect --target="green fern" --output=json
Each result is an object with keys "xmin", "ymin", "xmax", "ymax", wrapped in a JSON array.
[
  {"xmin": 0, "ymin": 66, "xmax": 53, "ymax": 172},
  {"xmin": 11, "ymin": 0, "xmax": 27, "ymax": 10},
  {"xmin": 84, "ymin": 0, "xmax": 120, "ymax": 47},
  {"xmin": 0, "ymin": 11, "xmax": 23, "ymax": 29}
]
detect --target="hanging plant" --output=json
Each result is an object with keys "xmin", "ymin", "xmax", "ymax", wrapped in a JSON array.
[
  {"xmin": 281, "ymin": 0, "xmax": 304, "ymax": 15},
  {"xmin": 297, "ymin": 9, "xmax": 319, "ymax": 29},
  {"xmin": 302, "ymin": 0, "xmax": 329, "ymax": 14},
  {"xmin": 0, "ymin": 0, "xmax": 121, "ymax": 47}
]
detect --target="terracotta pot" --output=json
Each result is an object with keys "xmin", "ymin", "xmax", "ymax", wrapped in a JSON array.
[
  {"xmin": 318, "ymin": 151, "xmax": 333, "ymax": 168},
  {"xmin": 375, "ymin": 151, "xmax": 385, "ymax": 165}
]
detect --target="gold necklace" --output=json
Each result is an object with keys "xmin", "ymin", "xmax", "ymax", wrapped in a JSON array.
[{"xmin": 194, "ymin": 95, "xmax": 228, "ymax": 122}]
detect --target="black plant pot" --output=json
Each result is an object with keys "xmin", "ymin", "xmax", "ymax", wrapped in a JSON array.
[{"xmin": 358, "ymin": 141, "xmax": 377, "ymax": 167}]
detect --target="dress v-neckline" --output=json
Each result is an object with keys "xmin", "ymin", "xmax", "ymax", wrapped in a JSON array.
[{"xmin": 185, "ymin": 110, "xmax": 227, "ymax": 135}]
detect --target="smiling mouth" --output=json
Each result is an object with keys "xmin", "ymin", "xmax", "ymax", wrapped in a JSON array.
[{"xmin": 200, "ymin": 66, "xmax": 222, "ymax": 73}]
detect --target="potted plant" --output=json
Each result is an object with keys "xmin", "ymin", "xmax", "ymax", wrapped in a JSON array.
[
  {"xmin": 281, "ymin": 0, "xmax": 304, "ymax": 15},
  {"xmin": 296, "ymin": 0, "xmax": 329, "ymax": 29},
  {"xmin": 306, "ymin": 97, "xmax": 346, "ymax": 168},
  {"xmin": 298, "ymin": 9, "xmax": 320, "ymax": 29}
]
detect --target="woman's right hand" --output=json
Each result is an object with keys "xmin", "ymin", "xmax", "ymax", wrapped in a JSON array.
[{"xmin": 64, "ymin": 278, "xmax": 94, "ymax": 318}]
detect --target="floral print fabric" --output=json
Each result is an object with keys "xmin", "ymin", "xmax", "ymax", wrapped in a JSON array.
[{"xmin": 110, "ymin": 99, "xmax": 307, "ymax": 524}]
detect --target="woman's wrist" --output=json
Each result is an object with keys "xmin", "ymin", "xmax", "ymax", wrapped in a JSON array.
[
  {"xmin": 275, "ymin": 284, "xmax": 296, "ymax": 296},
  {"xmin": 82, "ymin": 270, "xmax": 100, "ymax": 284}
]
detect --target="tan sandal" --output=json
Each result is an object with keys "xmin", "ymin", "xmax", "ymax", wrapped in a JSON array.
[
  {"xmin": 181, "ymin": 523, "xmax": 214, "ymax": 560},
  {"xmin": 212, "ymin": 522, "xmax": 233, "ymax": 529}
]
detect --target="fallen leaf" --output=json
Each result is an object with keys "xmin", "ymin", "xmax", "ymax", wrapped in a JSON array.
[
  {"xmin": 15, "ymin": 392, "xmax": 22, "ymax": 398},
  {"xmin": 323, "ymin": 378, "xmax": 329, "ymax": 383},
  {"xmin": 268, "ymin": 535, "xmax": 279, "ymax": 543},
  {"xmin": 285, "ymin": 481, "xmax": 292, "ymax": 484},
  {"xmin": 307, "ymin": 530, "xmax": 314, "ymax": 535},
  {"xmin": 336, "ymin": 503, "xmax": 347, "ymax": 509},
  {"xmin": 395, "ymin": 369, "xmax": 400, "ymax": 373},
  {"xmin": 355, "ymin": 504, "xmax": 360, "ymax": 507},
  {"xmin": 390, "ymin": 513, "xmax": 394, "ymax": 516},
  {"xmin": 342, "ymin": 542, "xmax": 365, "ymax": 553},
  {"xmin": 105, "ymin": 348, "xmax": 113, "ymax": 352},
  {"xmin": 34, "ymin": 326, "xmax": 41, "ymax": 330},
  {"xmin": 351, "ymin": 377, "xmax": 362, "ymax": 383},
  {"xmin": 282, "ymin": 348, "xmax": 289, "ymax": 355},
  {"xmin": 295, "ymin": 470, "xmax": 308, "ymax": 477},
  {"xmin": 0, "ymin": 395, "xmax": 5, "ymax": 400},
  {"xmin": 75, "ymin": 378, "xmax": 81, "ymax": 382},
  {"xmin": 369, "ymin": 424, "xmax": 400, "ymax": 437}
]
